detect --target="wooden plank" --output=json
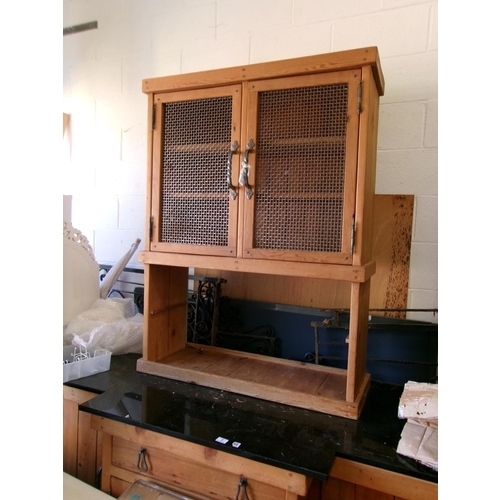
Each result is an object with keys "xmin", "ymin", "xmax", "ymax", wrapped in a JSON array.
[
  {"xmin": 202, "ymin": 352, "xmax": 250, "ymax": 377},
  {"xmin": 139, "ymin": 252, "xmax": 375, "ymax": 282},
  {"xmin": 330, "ymin": 458, "xmax": 437, "ymax": 500},
  {"xmin": 138, "ymin": 357, "xmax": 359, "ymax": 417},
  {"xmin": 150, "ymin": 93, "xmax": 164, "ymax": 246},
  {"xmin": 91, "ymin": 416, "xmax": 311, "ymax": 496},
  {"xmin": 370, "ymin": 195, "xmax": 414, "ymax": 318},
  {"xmin": 195, "ymin": 270, "xmax": 353, "ymax": 309},
  {"xmin": 143, "ymin": 47, "xmax": 384, "ymax": 96},
  {"xmin": 137, "ymin": 346, "xmax": 365, "ymax": 419},
  {"xmin": 315, "ymin": 373, "xmax": 347, "ymax": 401},
  {"xmin": 187, "ymin": 344, "xmax": 349, "ymax": 376},
  {"xmin": 165, "ymin": 345, "xmax": 226, "ymax": 370},
  {"xmin": 283, "ymin": 369, "xmax": 328, "ymax": 395},
  {"xmin": 230, "ymin": 358, "xmax": 274, "ymax": 382},
  {"xmin": 255, "ymin": 363, "xmax": 298, "ymax": 388}
]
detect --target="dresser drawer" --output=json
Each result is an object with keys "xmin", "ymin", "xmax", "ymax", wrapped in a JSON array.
[
  {"xmin": 92, "ymin": 416, "xmax": 312, "ymax": 500},
  {"xmin": 111, "ymin": 435, "xmax": 286, "ymax": 500}
]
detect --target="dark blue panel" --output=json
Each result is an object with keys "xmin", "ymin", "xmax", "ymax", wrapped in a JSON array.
[{"xmin": 217, "ymin": 299, "xmax": 438, "ymax": 385}]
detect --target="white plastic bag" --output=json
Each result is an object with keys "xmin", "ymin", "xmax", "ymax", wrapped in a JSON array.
[{"xmin": 63, "ymin": 297, "xmax": 143, "ymax": 355}]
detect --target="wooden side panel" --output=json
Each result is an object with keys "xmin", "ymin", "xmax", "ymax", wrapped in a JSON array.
[
  {"xmin": 353, "ymin": 66, "xmax": 380, "ymax": 266},
  {"xmin": 77, "ymin": 410, "xmax": 98, "ymax": 484},
  {"xmin": 63, "ymin": 387, "xmax": 99, "ymax": 482},
  {"xmin": 195, "ymin": 195, "xmax": 413, "ymax": 314},
  {"xmin": 143, "ymin": 264, "xmax": 188, "ymax": 361},
  {"xmin": 63, "ymin": 397, "xmax": 78, "ymax": 476}
]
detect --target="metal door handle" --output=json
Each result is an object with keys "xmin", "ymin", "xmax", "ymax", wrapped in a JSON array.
[
  {"xmin": 239, "ymin": 139, "xmax": 254, "ymax": 200},
  {"xmin": 227, "ymin": 141, "xmax": 239, "ymax": 200}
]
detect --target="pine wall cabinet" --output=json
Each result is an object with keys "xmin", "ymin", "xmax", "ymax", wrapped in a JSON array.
[{"xmin": 137, "ymin": 47, "xmax": 385, "ymax": 419}]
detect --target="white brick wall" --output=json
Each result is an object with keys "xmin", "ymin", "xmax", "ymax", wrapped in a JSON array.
[{"xmin": 63, "ymin": 0, "xmax": 438, "ymax": 322}]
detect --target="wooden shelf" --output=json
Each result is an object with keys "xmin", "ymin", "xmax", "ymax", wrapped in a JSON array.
[
  {"xmin": 139, "ymin": 252, "xmax": 376, "ymax": 279},
  {"xmin": 137, "ymin": 344, "xmax": 370, "ymax": 420}
]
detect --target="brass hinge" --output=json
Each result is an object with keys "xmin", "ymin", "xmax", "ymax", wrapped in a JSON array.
[
  {"xmin": 357, "ymin": 80, "xmax": 363, "ymax": 114},
  {"xmin": 149, "ymin": 216, "xmax": 154, "ymax": 242},
  {"xmin": 151, "ymin": 102, "xmax": 156, "ymax": 130},
  {"xmin": 350, "ymin": 220, "xmax": 356, "ymax": 254}
]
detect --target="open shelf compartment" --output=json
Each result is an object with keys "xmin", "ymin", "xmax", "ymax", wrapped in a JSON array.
[{"xmin": 136, "ymin": 262, "xmax": 372, "ymax": 420}]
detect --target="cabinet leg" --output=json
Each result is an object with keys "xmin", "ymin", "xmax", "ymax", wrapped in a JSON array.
[{"xmin": 346, "ymin": 280, "xmax": 370, "ymax": 402}]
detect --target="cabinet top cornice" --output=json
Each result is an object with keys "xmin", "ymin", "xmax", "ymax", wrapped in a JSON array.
[{"xmin": 142, "ymin": 46, "xmax": 384, "ymax": 97}]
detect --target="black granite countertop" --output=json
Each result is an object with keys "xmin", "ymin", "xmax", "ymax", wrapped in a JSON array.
[{"xmin": 67, "ymin": 354, "xmax": 437, "ymax": 484}]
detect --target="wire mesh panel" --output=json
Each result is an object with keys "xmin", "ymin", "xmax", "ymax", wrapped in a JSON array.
[
  {"xmin": 254, "ymin": 84, "xmax": 349, "ymax": 253},
  {"xmin": 160, "ymin": 96, "xmax": 233, "ymax": 246}
]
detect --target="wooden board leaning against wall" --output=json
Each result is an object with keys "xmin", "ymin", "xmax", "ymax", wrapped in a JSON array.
[{"xmin": 196, "ymin": 194, "xmax": 414, "ymax": 318}]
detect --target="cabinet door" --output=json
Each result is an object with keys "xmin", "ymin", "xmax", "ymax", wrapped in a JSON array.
[
  {"xmin": 150, "ymin": 85, "xmax": 242, "ymax": 257},
  {"xmin": 241, "ymin": 70, "xmax": 361, "ymax": 265}
]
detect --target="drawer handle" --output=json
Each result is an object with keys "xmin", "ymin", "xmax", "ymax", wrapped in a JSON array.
[
  {"xmin": 136, "ymin": 447, "xmax": 149, "ymax": 472},
  {"xmin": 235, "ymin": 477, "xmax": 250, "ymax": 500},
  {"xmin": 227, "ymin": 141, "xmax": 239, "ymax": 200},
  {"xmin": 239, "ymin": 139, "xmax": 254, "ymax": 200}
]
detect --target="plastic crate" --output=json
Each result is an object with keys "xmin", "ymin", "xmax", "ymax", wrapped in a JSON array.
[
  {"xmin": 118, "ymin": 480, "xmax": 206, "ymax": 500},
  {"xmin": 63, "ymin": 345, "xmax": 112, "ymax": 383}
]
